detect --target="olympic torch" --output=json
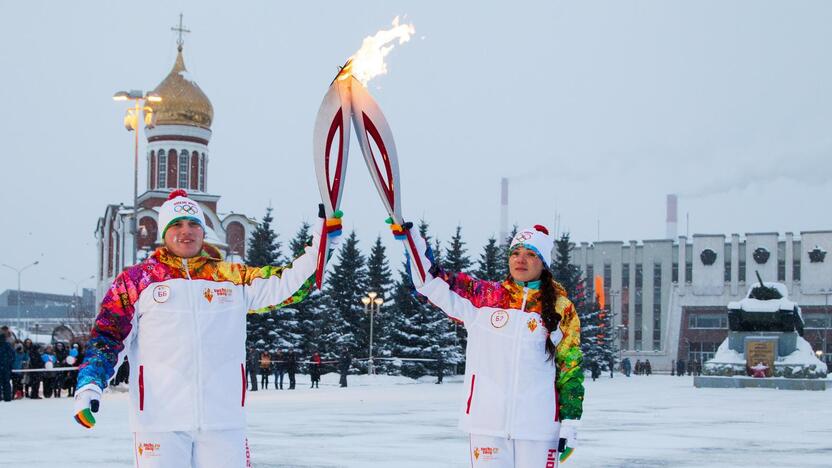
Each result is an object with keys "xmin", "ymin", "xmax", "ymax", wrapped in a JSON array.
[{"xmin": 312, "ymin": 17, "xmax": 423, "ymax": 287}]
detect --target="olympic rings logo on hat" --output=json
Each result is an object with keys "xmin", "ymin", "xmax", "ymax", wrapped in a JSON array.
[
  {"xmin": 514, "ymin": 231, "xmax": 533, "ymax": 242},
  {"xmin": 174, "ymin": 204, "xmax": 198, "ymax": 214}
]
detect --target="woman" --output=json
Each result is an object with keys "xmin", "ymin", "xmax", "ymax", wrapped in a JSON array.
[{"xmin": 392, "ymin": 223, "xmax": 584, "ymax": 467}]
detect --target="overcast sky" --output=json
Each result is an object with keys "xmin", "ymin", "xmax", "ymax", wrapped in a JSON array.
[{"xmin": 2, "ymin": 0, "xmax": 831, "ymax": 296}]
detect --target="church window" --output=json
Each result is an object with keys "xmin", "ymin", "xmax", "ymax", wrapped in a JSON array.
[
  {"xmin": 179, "ymin": 149, "xmax": 189, "ymax": 188},
  {"xmin": 190, "ymin": 151, "xmax": 199, "ymax": 190},
  {"xmin": 158, "ymin": 150, "xmax": 167, "ymax": 188},
  {"xmin": 150, "ymin": 150, "xmax": 157, "ymax": 189},
  {"xmin": 167, "ymin": 149, "xmax": 177, "ymax": 188}
]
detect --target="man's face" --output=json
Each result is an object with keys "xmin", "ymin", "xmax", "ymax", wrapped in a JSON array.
[
  {"xmin": 508, "ymin": 246, "xmax": 545, "ymax": 283},
  {"xmin": 164, "ymin": 219, "xmax": 205, "ymax": 258}
]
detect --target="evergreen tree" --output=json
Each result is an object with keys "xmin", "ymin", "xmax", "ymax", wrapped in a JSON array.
[
  {"xmin": 317, "ymin": 231, "xmax": 368, "ymax": 362},
  {"xmin": 476, "ymin": 236, "xmax": 502, "ymax": 281},
  {"xmin": 281, "ymin": 222, "xmax": 316, "ymax": 355},
  {"xmin": 288, "ymin": 222, "xmax": 312, "ymax": 257},
  {"xmin": 551, "ymin": 233, "xmax": 584, "ymax": 301},
  {"xmin": 364, "ymin": 236, "xmax": 396, "ymax": 373},
  {"xmin": 444, "ymin": 225, "xmax": 473, "ymax": 273},
  {"xmin": 245, "ymin": 206, "xmax": 284, "ymax": 267},
  {"xmin": 245, "ymin": 207, "xmax": 285, "ymax": 354},
  {"xmin": 579, "ymin": 291, "xmax": 615, "ymax": 371}
]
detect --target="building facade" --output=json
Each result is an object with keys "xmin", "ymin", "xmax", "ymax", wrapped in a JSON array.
[
  {"xmin": 571, "ymin": 231, "xmax": 832, "ymax": 371},
  {"xmin": 95, "ymin": 41, "xmax": 256, "ymax": 302}
]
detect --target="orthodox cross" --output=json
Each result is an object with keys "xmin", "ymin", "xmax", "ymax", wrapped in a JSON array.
[{"xmin": 171, "ymin": 13, "xmax": 191, "ymax": 51}]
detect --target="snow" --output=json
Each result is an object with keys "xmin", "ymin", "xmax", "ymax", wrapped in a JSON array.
[
  {"xmin": 709, "ymin": 339, "xmax": 746, "ymax": 365},
  {"xmin": 780, "ymin": 337, "xmax": 828, "ymax": 370},
  {"xmin": 1, "ymin": 374, "xmax": 831, "ymax": 467}
]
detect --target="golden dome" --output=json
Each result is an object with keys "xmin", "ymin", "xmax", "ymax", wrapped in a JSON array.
[{"xmin": 148, "ymin": 48, "xmax": 213, "ymax": 129}]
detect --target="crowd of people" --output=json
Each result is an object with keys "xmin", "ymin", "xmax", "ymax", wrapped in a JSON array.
[
  {"xmin": 672, "ymin": 358, "xmax": 703, "ymax": 376},
  {"xmin": 245, "ymin": 347, "xmax": 354, "ymax": 391},
  {"xmin": 0, "ymin": 325, "xmax": 84, "ymax": 401}
]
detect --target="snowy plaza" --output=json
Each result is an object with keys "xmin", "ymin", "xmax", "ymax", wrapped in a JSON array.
[{"xmin": 1, "ymin": 373, "xmax": 829, "ymax": 468}]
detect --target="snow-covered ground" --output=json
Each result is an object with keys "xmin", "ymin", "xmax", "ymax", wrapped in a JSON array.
[{"xmin": 1, "ymin": 373, "xmax": 829, "ymax": 467}]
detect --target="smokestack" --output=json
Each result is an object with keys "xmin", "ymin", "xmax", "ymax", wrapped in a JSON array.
[
  {"xmin": 499, "ymin": 177, "xmax": 509, "ymax": 245},
  {"xmin": 666, "ymin": 194, "xmax": 678, "ymax": 239}
]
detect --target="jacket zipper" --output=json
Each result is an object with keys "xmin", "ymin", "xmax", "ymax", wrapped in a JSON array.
[
  {"xmin": 182, "ymin": 258, "xmax": 203, "ymax": 429},
  {"xmin": 505, "ymin": 287, "xmax": 529, "ymax": 440}
]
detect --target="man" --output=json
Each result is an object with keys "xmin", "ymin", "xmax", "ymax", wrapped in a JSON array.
[
  {"xmin": 72, "ymin": 190, "xmax": 342, "ymax": 468},
  {"xmin": 338, "ymin": 348, "xmax": 350, "ymax": 388},
  {"xmin": 0, "ymin": 326, "xmax": 14, "ymax": 402}
]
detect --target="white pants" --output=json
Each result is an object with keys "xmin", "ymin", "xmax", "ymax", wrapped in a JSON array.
[
  {"xmin": 133, "ymin": 429, "xmax": 250, "ymax": 468},
  {"xmin": 469, "ymin": 434, "xmax": 559, "ymax": 468}
]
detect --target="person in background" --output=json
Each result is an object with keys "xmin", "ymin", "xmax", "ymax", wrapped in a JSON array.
[
  {"xmin": 53, "ymin": 342, "xmax": 68, "ymax": 398},
  {"xmin": 287, "ymin": 349, "xmax": 297, "ymax": 390},
  {"xmin": 0, "ymin": 327, "xmax": 14, "ymax": 402},
  {"xmin": 435, "ymin": 352, "xmax": 445, "ymax": 384},
  {"xmin": 41, "ymin": 344, "xmax": 57, "ymax": 398},
  {"xmin": 26, "ymin": 340, "xmax": 43, "ymax": 399},
  {"xmin": 309, "ymin": 351, "xmax": 322, "ymax": 389},
  {"xmin": 676, "ymin": 358, "xmax": 686, "ymax": 377},
  {"xmin": 338, "ymin": 348, "xmax": 351, "ymax": 388},
  {"xmin": 273, "ymin": 350, "xmax": 286, "ymax": 390},
  {"xmin": 65, "ymin": 343, "xmax": 81, "ymax": 398},
  {"xmin": 259, "ymin": 350, "xmax": 271, "ymax": 390},
  {"xmin": 246, "ymin": 347, "xmax": 259, "ymax": 392},
  {"xmin": 644, "ymin": 359, "xmax": 652, "ymax": 376},
  {"xmin": 12, "ymin": 341, "xmax": 27, "ymax": 399}
]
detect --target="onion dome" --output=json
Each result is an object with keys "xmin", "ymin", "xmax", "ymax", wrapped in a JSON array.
[{"xmin": 147, "ymin": 47, "xmax": 213, "ymax": 129}]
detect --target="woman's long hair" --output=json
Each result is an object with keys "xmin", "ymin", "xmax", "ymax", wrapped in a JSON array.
[{"xmin": 538, "ymin": 268, "xmax": 562, "ymax": 362}]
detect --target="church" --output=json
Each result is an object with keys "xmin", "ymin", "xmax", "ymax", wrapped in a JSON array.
[{"xmin": 94, "ymin": 32, "xmax": 257, "ymax": 301}]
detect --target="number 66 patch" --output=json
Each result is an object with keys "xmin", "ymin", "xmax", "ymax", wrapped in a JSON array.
[{"xmin": 490, "ymin": 310, "xmax": 509, "ymax": 328}]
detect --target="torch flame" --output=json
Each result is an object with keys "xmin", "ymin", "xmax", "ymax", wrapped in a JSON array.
[{"xmin": 346, "ymin": 16, "xmax": 415, "ymax": 86}]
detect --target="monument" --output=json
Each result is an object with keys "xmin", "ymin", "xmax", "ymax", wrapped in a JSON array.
[{"xmin": 695, "ymin": 273, "xmax": 828, "ymax": 390}]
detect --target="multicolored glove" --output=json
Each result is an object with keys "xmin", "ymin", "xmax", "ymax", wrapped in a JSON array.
[
  {"xmin": 386, "ymin": 218, "xmax": 435, "ymax": 289},
  {"xmin": 316, "ymin": 204, "xmax": 344, "ymax": 251},
  {"xmin": 73, "ymin": 385, "xmax": 102, "ymax": 429},
  {"xmin": 558, "ymin": 419, "xmax": 579, "ymax": 463}
]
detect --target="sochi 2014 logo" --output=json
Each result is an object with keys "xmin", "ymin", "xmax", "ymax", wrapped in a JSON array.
[{"xmin": 152, "ymin": 285, "xmax": 170, "ymax": 303}]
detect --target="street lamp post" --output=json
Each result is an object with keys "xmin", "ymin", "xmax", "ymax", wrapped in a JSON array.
[
  {"xmin": 361, "ymin": 291, "xmax": 384, "ymax": 375},
  {"xmin": 60, "ymin": 275, "xmax": 95, "ymax": 313},
  {"xmin": 113, "ymin": 90, "xmax": 161, "ymax": 266},
  {"xmin": 2, "ymin": 261, "xmax": 40, "ymax": 330}
]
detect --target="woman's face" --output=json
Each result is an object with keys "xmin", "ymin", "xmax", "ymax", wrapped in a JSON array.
[{"xmin": 509, "ymin": 246, "xmax": 544, "ymax": 283}]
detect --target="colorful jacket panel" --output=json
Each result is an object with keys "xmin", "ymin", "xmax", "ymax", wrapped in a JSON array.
[{"xmin": 77, "ymin": 238, "xmax": 318, "ymax": 432}]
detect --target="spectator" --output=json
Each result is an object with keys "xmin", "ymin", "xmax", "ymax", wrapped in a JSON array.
[
  {"xmin": 694, "ymin": 359, "xmax": 702, "ymax": 376},
  {"xmin": 287, "ymin": 349, "xmax": 297, "ymax": 390},
  {"xmin": 12, "ymin": 341, "xmax": 26, "ymax": 399},
  {"xmin": 53, "ymin": 342, "xmax": 69, "ymax": 398},
  {"xmin": 589, "ymin": 360, "xmax": 600, "ymax": 381},
  {"xmin": 41, "ymin": 345, "xmax": 57, "ymax": 398},
  {"xmin": 686, "ymin": 359, "xmax": 693, "ymax": 376},
  {"xmin": 644, "ymin": 359, "xmax": 652, "ymax": 376},
  {"xmin": 273, "ymin": 350, "xmax": 286, "ymax": 390},
  {"xmin": 671, "ymin": 359, "xmax": 676, "ymax": 376},
  {"xmin": 259, "ymin": 351, "xmax": 271, "ymax": 389},
  {"xmin": 622, "ymin": 357, "xmax": 632, "ymax": 377},
  {"xmin": 309, "ymin": 352, "xmax": 322, "ymax": 389},
  {"xmin": 65, "ymin": 343, "xmax": 81, "ymax": 397},
  {"xmin": 635, "ymin": 359, "xmax": 642, "ymax": 375},
  {"xmin": 27, "ymin": 341, "xmax": 43, "ymax": 399},
  {"xmin": 435, "ymin": 352, "xmax": 445, "ymax": 384},
  {"xmin": 0, "ymin": 327, "xmax": 13, "ymax": 402},
  {"xmin": 676, "ymin": 358, "xmax": 686, "ymax": 377},
  {"xmin": 338, "ymin": 349, "xmax": 350, "ymax": 388},
  {"xmin": 246, "ymin": 347, "xmax": 258, "ymax": 392}
]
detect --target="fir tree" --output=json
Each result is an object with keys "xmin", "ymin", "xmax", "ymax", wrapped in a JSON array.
[
  {"xmin": 365, "ymin": 236, "xmax": 396, "ymax": 373},
  {"xmin": 476, "ymin": 236, "xmax": 503, "ymax": 281},
  {"xmin": 245, "ymin": 207, "xmax": 285, "ymax": 354},
  {"xmin": 579, "ymin": 292, "xmax": 615, "ymax": 371},
  {"xmin": 288, "ymin": 221, "xmax": 312, "ymax": 257},
  {"xmin": 444, "ymin": 225, "xmax": 473, "ymax": 273},
  {"xmin": 279, "ymin": 221, "xmax": 316, "ymax": 355},
  {"xmin": 245, "ymin": 206, "xmax": 284, "ymax": 267},
  {"xmin": 551, "ymin": 233, "xmax": 584, "ymax": 301},
  {"xmin": 317, "ymin": 231, "xmax": 368, "ymax": 361}
]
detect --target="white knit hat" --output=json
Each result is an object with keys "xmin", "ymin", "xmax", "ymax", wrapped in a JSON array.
[
  {"xmin": 509, "ymin": 225, "xmax": 554, "ymax": 268},
  {"xmin": 158, "ymin": 189, "xmax": 206, "ymax": 238}
]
